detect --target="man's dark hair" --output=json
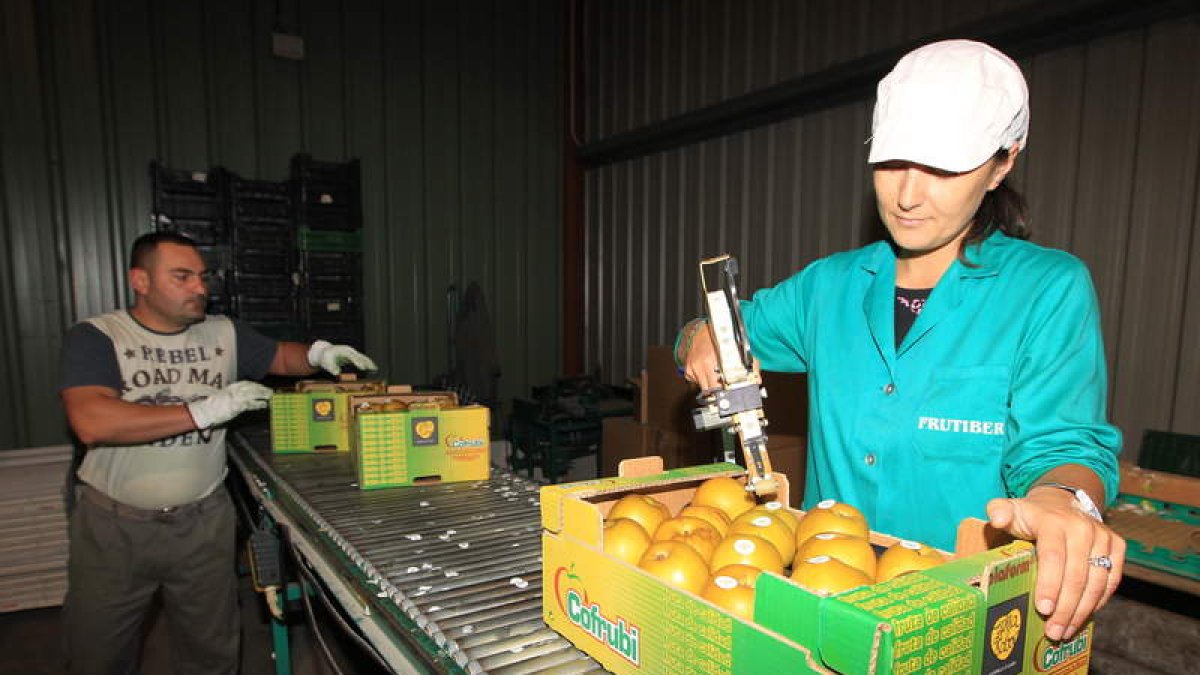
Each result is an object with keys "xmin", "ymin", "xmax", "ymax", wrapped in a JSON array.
[{"xmin": 129, "ymin": 231, "xmax": 199, "ymax": 270}]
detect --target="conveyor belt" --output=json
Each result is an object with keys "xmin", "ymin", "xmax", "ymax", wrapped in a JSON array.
[{"xmin": 229, "ymin": 427, "xmax": 603, "ymax": 674}]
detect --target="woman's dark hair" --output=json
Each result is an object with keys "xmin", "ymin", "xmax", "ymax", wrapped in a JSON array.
[{"xmin": 961, "ymin": 148, "xmax": 1030, "ymax": 258}]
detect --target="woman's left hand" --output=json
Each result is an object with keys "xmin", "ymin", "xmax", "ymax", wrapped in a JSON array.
[{"xmin": 986, "ymin": 490, "xmax": 1125, "ymax": 641}]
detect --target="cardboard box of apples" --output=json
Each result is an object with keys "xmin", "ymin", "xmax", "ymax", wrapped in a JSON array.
[{"xmin": 541, "ymin": 458, "xmax": 1093, "ymax": 675}]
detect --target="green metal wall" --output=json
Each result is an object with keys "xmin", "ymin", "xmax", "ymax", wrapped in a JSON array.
[{"xmin": 0, "ymin": 0, "xmax": 564, "ymax": 450}]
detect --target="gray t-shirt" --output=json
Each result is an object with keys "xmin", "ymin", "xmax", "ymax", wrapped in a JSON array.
[{"xmin": 60, "ymin": 310, "xmax": 276, "ymax": 509}]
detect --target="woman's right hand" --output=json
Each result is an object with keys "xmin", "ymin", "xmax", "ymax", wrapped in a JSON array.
[{"xmin": 681, "ymin": 322, "xmax": 722, "ymax": 391}]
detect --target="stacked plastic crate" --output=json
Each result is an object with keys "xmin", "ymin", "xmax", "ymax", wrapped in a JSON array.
[
  {"xmin": 149, "ymin": 162, "xmax": 231, "ymax": 314},
  {"xmin": 227, "ymin": 175, "xmax": 302, "ymax": 341},
  {"xmin": 291, "ymin": 154, "xmax": 365, "ymax": 350}
]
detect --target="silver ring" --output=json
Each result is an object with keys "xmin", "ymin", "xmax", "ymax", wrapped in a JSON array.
[{"xmin": 1087, "ymin": 555, "xmax": 1113, "ymax": 570}]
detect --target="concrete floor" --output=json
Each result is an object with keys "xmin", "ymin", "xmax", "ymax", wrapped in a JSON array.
[{"xmin": 0, "ymin": 569, "xmax": 374, "ymax": 675}]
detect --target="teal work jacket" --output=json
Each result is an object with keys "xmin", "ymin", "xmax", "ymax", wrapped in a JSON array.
[{"xmin": 741, "ymin": 232, "xmax": 1121, "ymax": 550}]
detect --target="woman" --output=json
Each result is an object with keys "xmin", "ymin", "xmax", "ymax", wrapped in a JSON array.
[{"xmin": 677, "ymin": 39, "xmax": 1124, "ymax": 642}]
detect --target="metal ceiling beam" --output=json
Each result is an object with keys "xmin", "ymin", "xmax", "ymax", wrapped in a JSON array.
[{"xmin": 578, "ymin": 0, "xmax": 1200, "ymax": 168}]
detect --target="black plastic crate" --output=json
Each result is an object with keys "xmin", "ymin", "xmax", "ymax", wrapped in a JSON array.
[
  {"xmin": 303, "ymin": 295, "xmax": 361, "ymax": 321},
  {"xmin": 303, "ymin": 272, "xmax": 361, "ymax": 297},
  {"xmin": 294, "ymin": 181, "xmax": 358, "ymax": 210},
  {"xmin": 151, "ymin": 162, "xmax": 225, "ymax": 222},
  {"xmin": 234, "ymin": 200, "xmax": 291, "ymax": 220},
  {"xmin": 299, "ymin": 251, "xmax": 361, "ymax": 276},
  {"xmin": 229, "ymin": 271, "xmax": 295, "ymax": 297},
  {"xmin": 155, "ymin": 193, "xmax": 224, "ymax": 221},
  {"xmin": 234, "ymin": 295, "xmax": 297, "ymax": 323},
  {"xmin": 229, "ymin": 177, "xmax": 290, "ymax": 203},
  {"xmin": 205, "ymin": 293, "xmax": 232, "ymax": 316},
  {"xmin": 156, "ymin": 217, "xmax": 228, "ymax": 246},
  {"xmin": 233, "ymin": 249, "xmax": 293, "ymax": 276},
  {"xmin": 233, "ymin": 221, "xmax": 295, "ymax": 250},
  {"xmin": 297, "ymin": 227, "xmax": 361, "ymax": 252},
  {"xmin": 150, "ymin": 162, "xmax": 221, "ymax": 198},
  {"xmin": 289, "ymin": 154, "xmax": 360, "ymax": 185},
  {"xmin": 196, "ymin": 245, "xmax": 233, "ymax": 273},
  {"xmin": 295, "ymin": 206, "xmax": 360, "ymax": 231}
]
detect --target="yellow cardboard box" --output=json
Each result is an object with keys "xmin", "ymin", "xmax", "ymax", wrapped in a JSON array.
[
  {"xmin": 541, "ymin": 458, "xmax": 1093, "ymax": 674},
  {"xmin": 269, "ymin": 378, "xmax": 394, "ymax": 453},
  {"xmin": 352, "ymin": 392, "xmax": 490, "ymax": 489}
]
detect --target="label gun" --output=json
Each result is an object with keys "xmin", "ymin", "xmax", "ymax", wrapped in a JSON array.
[{"xmin": 691, "ymin": 254, "xmax": 778, "ymax": 497}]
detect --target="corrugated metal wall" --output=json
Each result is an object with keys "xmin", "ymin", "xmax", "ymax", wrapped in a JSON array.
[
  {"xmin": 0, "ymin": 0, "xmax": 563, "ymax": 450},
  {"xmin": 581, "ymin": 1, "xmax": 1200, "ymax": 461}
]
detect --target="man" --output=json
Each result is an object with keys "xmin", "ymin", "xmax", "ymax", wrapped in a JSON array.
[{"xmin": 59, "ymin": 231, "xmax": 375, "ymax": 675}]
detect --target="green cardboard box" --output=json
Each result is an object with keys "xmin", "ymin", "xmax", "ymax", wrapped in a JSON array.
[
  {"xmin": 541, "ymin": 458, "xmax": 1093, "ymax": 674},
  {"xmin": 352, "ymin": 393, "xmax": 490, "ymax": 489},
  {"xmin": 269, "ymin": 378, "xmax": 392, "ymax": 453}
]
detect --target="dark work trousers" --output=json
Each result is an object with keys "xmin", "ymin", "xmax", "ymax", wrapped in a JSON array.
[{"xmin": 63, "ymin": 484, "xmax": 239, "ymax": 675}]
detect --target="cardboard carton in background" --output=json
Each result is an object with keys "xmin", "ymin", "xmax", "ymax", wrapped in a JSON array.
[{"xmin": 612, "ymin": 345, "xmax": 808, "ymax": 495}]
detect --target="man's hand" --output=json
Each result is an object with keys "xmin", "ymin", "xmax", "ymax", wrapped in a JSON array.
[
  {"xmin": 307, "ymin": 340, "xmax": 378, "ymax": 376},
  {"xmin": 987, "ymin": 489, "xmax": 1125, "ymax": 642},
  {"xmin": 187, "ymin": 381, "xmax": 274, "ymax": 430}
]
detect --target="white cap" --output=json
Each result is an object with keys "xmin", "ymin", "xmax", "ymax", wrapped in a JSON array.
[{"xmin": 868, "ymin": 39, "xmax": 1029, "ymax": 173}]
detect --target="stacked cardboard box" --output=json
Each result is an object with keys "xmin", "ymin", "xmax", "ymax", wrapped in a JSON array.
[
  {"xmin": 269, "ymin": 378, "xmax": 390, "ymax": 453},
  {"xmin": 269, "ymin": 381, "xmax": 490, "ymax": 489},
  {"xmin": 601, "ymin": 345, "xmax": 809, "ymax": 492}
]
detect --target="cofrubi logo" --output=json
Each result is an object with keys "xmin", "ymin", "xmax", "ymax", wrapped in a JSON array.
[
  {"xmin": 553, "ymin": 564, "xmax": 640, "ymax": 665},
  {"xmin": 1034, "ymin": 630, "xmax": 1090, "ymax": 672},
  {"xmin": 446, "ymin": 434, "xmax": 485, "ymax": 448}
]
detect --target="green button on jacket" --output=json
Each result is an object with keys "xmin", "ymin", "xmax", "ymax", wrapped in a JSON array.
[{"xmin": 741, "ymin": 231, "xmax": 1121, "ymax": 551}]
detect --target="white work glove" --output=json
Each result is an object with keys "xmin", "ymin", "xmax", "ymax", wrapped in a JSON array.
[
  {"xmin": 307, "ymin": 340, "xmax": 378, "ymax": 376},
  {"xmin": 187, "ymin": 381, "xmax": 274, "ymax": 430}
]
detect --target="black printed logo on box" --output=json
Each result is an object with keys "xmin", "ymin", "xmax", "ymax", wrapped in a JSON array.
[
  {"xmin": 412, "ymin": 417, "xmax": 438, "ymax": 446},
  {"xmin": 982, "ymin": 594, "xmax": 1026, "ymax": 675},
  {"xmin": 311, "ymin": 398, "xmax": 336, "ymax": 422}
]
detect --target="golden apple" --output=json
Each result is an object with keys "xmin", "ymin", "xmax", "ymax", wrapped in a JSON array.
[
  {"xmin": 603, "ymin": 517, "xmax": 651, "ymax": 566},
  {"xmin": 876, "ymin": 540, "xmax": 946, "ymax": 583}
]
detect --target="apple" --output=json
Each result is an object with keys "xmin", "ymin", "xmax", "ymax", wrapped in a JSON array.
[
  {"xmin": 748, "ymin": 501, "xmax": 798, "ymax": 534},
  {"xmin": 679, "ymin": 504, "xmax": 732, "ymax": 537},
  {"xmin": 702, "ymin": 572, "xmax": 756, "ymax": 621},
  {"xmin": 709, "ymin": 534, "xmax": 785, "ymax": 575},
  {"xmin": 876, "ymin": 540, "xmax": 946, "ymax": 583},
  {"xmin": 794, "ymin": 499, "xmax": 869, "ymax": 546},
  {"xmin": 608, "ymin": 493, "xmax": 671, "ymax": 537},
  {"xmin": 603, "ymin": 517, "xmax": 651, "ymax": 566},
  {"xmin": 729, "ymin": 512, "xmax": 796, "ymax": 563},
  {"xmin": 793, "ymin": 532, "xmax": 877, "ymax": 580},
  {"xmin": 652, "ymin": 516, "xmax": 723, "ymax": 562},
  {"xmin": 638, "ymin": 541, "xmax": 711, "ymax": 595},
  {"xmin": 789, "ymin": 555, "xmax": 872, "ymax": 596},
  {"xmin": 691, "ymin": 477, "xmax": 757, "ymax": 521}
]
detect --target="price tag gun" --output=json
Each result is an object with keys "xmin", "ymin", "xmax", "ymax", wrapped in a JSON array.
[{"xmin": 691, "ymin": 254, "xmax": 778, "ymax": 498}]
